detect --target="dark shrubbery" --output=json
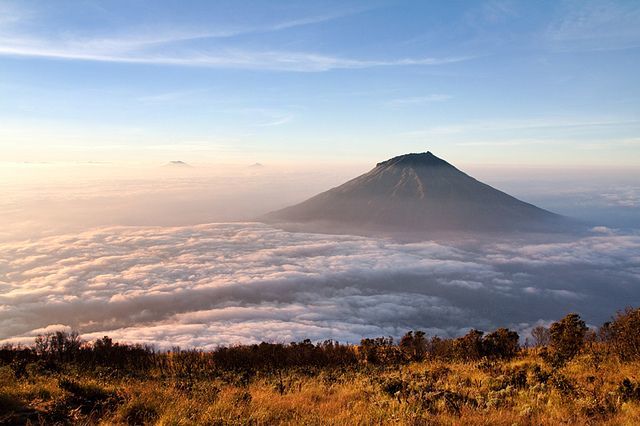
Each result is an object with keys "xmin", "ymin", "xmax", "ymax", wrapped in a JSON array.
[
  {"xmin": 361, "ymin": 327, "xmax": 520, "ymax": 365},
  {"xmin": 2, "ymin": 307, "xmax": 640, "ymax": 425},
  {"xmin": 399, "ymin": 331, "xmax": 428, "ymax": 362},
  {"xmin": 401, "ymin": 328, "xmax": 520, "ymax": 362},
  {"xmin": 455, "ymin": 330, "xmax": 485, "ymax": 361},
  {"xmin": 482, "ymin": 328, "xmax": 520, "ymax": 360},
  {"xmin": 359, "ymin": 337, "xmax": 401, "ymax": 365},
  {"xmin": 34, "ymin": 331, "xmax": 81, "ymax": 361},
  {"xmin": 603, "ymin": 307, "xmax": 640, "ymax": 361},
  {"xmin": 453, "ymin": 328, "xmax": 520, "ymax": 361},
  {"xmin": 210, "ymin": 339, "xmax": 358, "ymax": 373},
  {"xmin": 1, "ymin": 307, "xmax": 638, "ymax": 380},
  {"xmin": 546, "ymin": 313, "xmax": 588, "ymax": 367}
]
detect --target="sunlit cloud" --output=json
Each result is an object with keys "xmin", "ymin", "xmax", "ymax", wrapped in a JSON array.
[{"xmin": 1, "ymin": 223, "xmax": 638, "ymax": 347}]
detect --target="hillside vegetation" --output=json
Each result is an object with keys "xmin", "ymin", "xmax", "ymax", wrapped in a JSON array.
[{"xmin": 1, "ymin": 308, "xmax": 639, "ymax": 425}]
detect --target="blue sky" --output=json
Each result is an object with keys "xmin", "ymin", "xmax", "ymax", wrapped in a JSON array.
[{"xmin": 0, "ymin": 0, "xmax": 639, "ymax": 165}]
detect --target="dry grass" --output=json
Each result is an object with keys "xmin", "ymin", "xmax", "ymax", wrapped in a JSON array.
[{"xmin": 2, "ymin": 349, "xmax": 639, "ymax": 425}]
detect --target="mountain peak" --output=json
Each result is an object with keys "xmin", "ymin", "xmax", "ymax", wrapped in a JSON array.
[
  {"xmin": 264, "ymin": 151, "xmax": 572, "ymax": 234},
  {"xmin": 376, "ymin": 151, "xmax": 453, "ymax": 168}
]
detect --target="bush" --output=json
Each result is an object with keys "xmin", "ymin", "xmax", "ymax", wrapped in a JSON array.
[
  {"xmin": 359, "ymin": 337, "xmax": 401, "ymax": 364},
  {"xmin": 605, "ymin": 307, "xmax": 640, "ymax": 361},
  {"xmin": 482, "ymin": 328, "xmax": 520, "ymax": 360},
  {"xmin": 399, "ymin": 331, "xmax": 427, "ymax": 362},
  {"xmin": 439, "ymin": 328, "xmax": 520, "ymax": 361},
  {"xmin": 454, "ymin": 330, "xmax": 484, "ymax": 361},
  {"xmin": 546, "ymin": 313, "xmax": 587, "ymax": 367},
  {"xmin": 34, "ymin": 331, "xmax": 82, "ymax": 362}
]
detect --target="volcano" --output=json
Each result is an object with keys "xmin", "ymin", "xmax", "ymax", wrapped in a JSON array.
[{"xmin": 263, "ymin": 152, "xmax": 573, "ymax": 234}]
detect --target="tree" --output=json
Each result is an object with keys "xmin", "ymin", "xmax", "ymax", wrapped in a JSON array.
[
  {"xmin": 399, "ymin": 331, "xmax": 427, "ymax": 361},
  {"xmin": 547, "ymin": 313, "xmax": 587, "ymax": 366},
  {"xmin": 483, "ymin": 328, "xmax": 520, "ymax": 359},
  {"xmin": 359, "ymin": 337, "xmax": 398, "ymax": 364},
  {"xmin": 607, "ymin": 307, "xmax": 640, "ymax": 361},
  {"xmin": 34, "ymin": 331, "xmax": 81, "ymax": 361},
  {"xmin": 531, "ymin": 325, "xmax": 551, "ymax": 347},
  {"xmin": 455, "ymin": 330, "xmax": 484, "ymax": 361}
]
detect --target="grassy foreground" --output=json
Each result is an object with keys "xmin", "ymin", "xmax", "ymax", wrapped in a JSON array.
[{"xmin": 1, "ymin": 309, "xmax": 640, "ymax": 425}]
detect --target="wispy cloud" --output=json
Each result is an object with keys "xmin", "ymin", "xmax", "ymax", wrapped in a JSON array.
[
  {"xmin": 265, "ymin": 7, "xmax": 375, "ymax": 32},
  {"xmin": 0, "ymin": 37, "xmax": 472, "ymax": 71},
  {"xmin": 0, "ymin": 2, "xmax": 471, "ymax": 72},
  {"xmin": 0, "ymin": 3, "xmax": 371, "ymax": 46}
]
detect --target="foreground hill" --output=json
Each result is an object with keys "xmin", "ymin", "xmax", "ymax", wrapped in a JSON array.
[
  {"xmin": 264, "ymin": 152, "xmax": 574, "ymax": 234},
  {"xmin": 1, "ymin": 308, "xmax": 639, "ymax": 425}
]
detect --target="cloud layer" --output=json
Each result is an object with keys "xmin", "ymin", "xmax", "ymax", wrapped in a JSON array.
[{"xmin": 1, "ymin": 223, "xmax": 638, "ymax": 348}]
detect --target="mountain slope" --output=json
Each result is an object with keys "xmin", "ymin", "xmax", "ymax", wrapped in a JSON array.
[{"xmin": 263, "ymin": 152, "xmax": 571, "ymax": 233}]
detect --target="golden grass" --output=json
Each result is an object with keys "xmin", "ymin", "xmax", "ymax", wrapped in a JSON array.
[{"xmin": 1, "ymin": 350, "xmax": 639, "ymax": 425}]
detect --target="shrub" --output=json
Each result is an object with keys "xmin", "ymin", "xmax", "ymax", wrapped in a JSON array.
[
  {"xmin": 359, "ymin": 337, "xmax": 401, "ymax": 364},
  {"xmin": 454, "ymin": 330, "xmax": 484, "ymax": 361},
  {"xmin": 441, "ymin": 328, "xmax": 520, "ymax": 361},
  {"xmin": 34, "ymin": 331, "xmax": 82, "ymax": 362},
  {"xmin": 482, "ymin": 328, "xmax": 520, "ymax": 359},
  {"xmin": 605, "ymin": 307, "xmax": 640, "ymax": 361},
  {"xmin": 546, "ymin": 313, "xmax": 587, "ymax": 366},
  {"xmin": 399, "ymin": 331, "xmax": 427, "ymax": 362}
]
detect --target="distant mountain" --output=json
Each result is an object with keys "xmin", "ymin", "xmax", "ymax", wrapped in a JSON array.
[
  {"xmin": 263, "ymin": 152, "xmax": 574, "ymax": 234},
  {"xmin": 249, "ymin": 163, "xmax": 265, "ymax": 168},
  {"xmin": 164, "ymin": 161, "xmax": 192, "ymax": 168}
]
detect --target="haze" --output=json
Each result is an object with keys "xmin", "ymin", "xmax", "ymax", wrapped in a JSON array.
[{"xmin": 2, "ymin": 162, "xmax": 638, "ymax": 243}]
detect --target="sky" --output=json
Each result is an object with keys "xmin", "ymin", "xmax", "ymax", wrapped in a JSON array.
[{"xmin": 1, "ymin": 0, "xmax": 639, "ymax": 166}]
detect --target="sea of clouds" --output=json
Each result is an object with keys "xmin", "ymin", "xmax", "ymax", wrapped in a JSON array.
[{"xmin": 1, "ymin": 222, "xmax": 639, "ymax": 348}]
